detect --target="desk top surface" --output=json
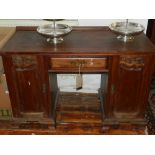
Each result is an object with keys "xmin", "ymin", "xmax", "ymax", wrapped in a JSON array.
[{"xmin": 1, "ymin": 26, "xmax": 155, "ymax": 55}]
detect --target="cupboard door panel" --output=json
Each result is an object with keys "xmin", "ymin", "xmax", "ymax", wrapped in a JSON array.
[
  {"xmin": 12, "ymin": 55, "xmax": 45, "ymax": 115},
  {"xmin": 15, "ymin": 68, "xmax": 43, "ymax": 112},
  {"xmin": 114, "ymin": 67, "xmax": 143, "ymax": 117},
  {"xmin": 109, "ymin": 55, "xmax": 152, "ymax": 120},
  {"xmin": 2, "ymin": 54, "xmax": 51, "ymax": 118}
]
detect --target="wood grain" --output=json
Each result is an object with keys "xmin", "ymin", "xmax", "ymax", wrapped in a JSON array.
[{"xmin": 0, "ymin": 27, "xmax": 155, "ymax": 133}]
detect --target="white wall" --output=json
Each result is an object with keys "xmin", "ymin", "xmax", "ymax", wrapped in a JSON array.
[
  {"xmin": 0, "ymin": 19, "xmax": 78, "ymax": 27},
  {"xmin": 78, "ymin": 19, "xmax": 148, "ymax": 32},
  {"xmin": 0, "ymin": 19, "xmax": 148, "ymax": 31}
]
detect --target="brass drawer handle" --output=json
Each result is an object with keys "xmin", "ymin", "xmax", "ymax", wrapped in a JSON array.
[{"xmin": 70, "ymin": 60, "xmax": 87, "ymax": 67}]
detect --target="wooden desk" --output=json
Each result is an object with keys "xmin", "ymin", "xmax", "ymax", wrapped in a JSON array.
[{"xmin": 1, "ymin": 26, "xmax": 155, "ymax": 129}]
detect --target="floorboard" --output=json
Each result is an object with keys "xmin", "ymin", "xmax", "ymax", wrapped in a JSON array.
[{"xmin": 0, "ymin": 92, "xmax": 146, "ymax": 135}]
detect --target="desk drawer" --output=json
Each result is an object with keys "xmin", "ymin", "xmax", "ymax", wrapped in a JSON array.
[{"xmin": 50, "ymin": 58, "xmax": 108, "ymax": 72}]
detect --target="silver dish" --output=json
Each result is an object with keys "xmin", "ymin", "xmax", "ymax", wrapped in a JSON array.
[
  {"xmin": 37, "ymin": 24, "xmax": 72, "ymax": 44},
  {"xmin": 109, "ymin": 22, "xmax": 145, "ymax": 42}
]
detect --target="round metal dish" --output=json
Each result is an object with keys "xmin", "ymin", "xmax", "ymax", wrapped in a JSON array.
[
  {"xmin": 109, "ymin": 22, "xmax": 145, "ymax": 42},
  {"xmin": 37, "ymin": 24, "xmax": 72, "ymax": 44}
]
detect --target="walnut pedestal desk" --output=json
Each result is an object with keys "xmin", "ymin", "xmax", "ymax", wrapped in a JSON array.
[{"xmin": 0, "ymin": 26, "xmax": 155, "ymax": 134}]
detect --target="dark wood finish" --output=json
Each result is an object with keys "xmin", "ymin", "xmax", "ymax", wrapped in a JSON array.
[
  {"xmin": 56, "ymin": 92, "xmax": 102, "ymax": 124},
  {"xmin": 50, "ymin": 58, "xmax": 108, "ymax": 72},
  {"xmin": 0, "ymin": 120, "xmax": 146, "ymax": 135},
  {"xmin": 0, "ymin": 26, "xmax": 155, "ymax": 133},
  {"xmin": 112, "ymin": 55, "xmax": 153, "ymax": 120},
  {"xmin": 2, "ymin": 54, "xmax": 51, "ymax": 118},
  {"xmin": 1, "ymin": 26, "xmax": 155, "ymax": 55}
]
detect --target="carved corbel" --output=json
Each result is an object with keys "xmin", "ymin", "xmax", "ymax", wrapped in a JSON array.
[
  {"xmin": 12, "ymin": 55, "xmax": 37, "ymax": 70},
  {"xmin": 120, "ymin": 56, "xmax": 144, "ymax": 71}
]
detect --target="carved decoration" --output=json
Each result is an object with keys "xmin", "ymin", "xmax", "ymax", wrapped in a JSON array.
[
  {"xmin": 70, "ymin": 59, "xmax": 88, "ymax": 67},
  {"xmin": 12, "ymin": 55, "xmax": 37, "ymax": 69},
  {"xmin": 120, "ymin": 56, "xmax": 144, "ymax": 71}
]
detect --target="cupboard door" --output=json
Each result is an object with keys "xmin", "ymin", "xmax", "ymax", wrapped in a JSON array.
[
  {"xmin": 3, "ymin": 55, "xmax": 49, "ymax": 118},
  {"xmin": 107, "ymin": 55, "xmax": 153, "ymax": 121},
  {"xmin": 15, "ymin": 67, "xmax": 43, "ymax": 113}
]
